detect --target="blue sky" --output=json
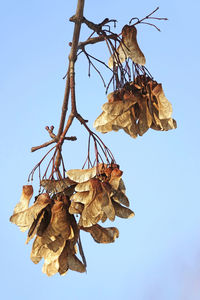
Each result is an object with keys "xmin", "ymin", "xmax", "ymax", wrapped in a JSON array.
[{"xmin": 1, "ymin": 0, "xmax": 200, "ymax": 299}]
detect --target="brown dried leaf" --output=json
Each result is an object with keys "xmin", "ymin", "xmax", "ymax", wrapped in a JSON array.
[
  {"xmin": 82, "ymin": 224, "xmax": 119, "ymax": 244},
  {"xmin": 112, "ymin": 201, "xmax": 134, "ymax": 219},
  {"xmin": 108, "ymin": 25, "xmax": 145, "ymax": 68},
  {"xmin": 10, "ymin": 193, "xmax": 51, "ymax": 232},
  {"xmin": 13, "ymin": 185, "xmax": 33, "ymax": 215}
]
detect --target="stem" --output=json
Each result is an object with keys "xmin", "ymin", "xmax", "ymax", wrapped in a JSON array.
[{"xmin": 55, "ymin": 0, "xmax": 85, "ymax": 170}]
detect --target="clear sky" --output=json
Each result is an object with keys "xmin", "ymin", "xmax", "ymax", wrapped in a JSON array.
[{"xmin": 1, "ymin": 0, "xmax": 200, "ymax": 299}]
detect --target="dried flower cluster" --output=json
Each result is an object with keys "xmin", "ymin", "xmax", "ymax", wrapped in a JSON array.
[
  {"xmin": 94, "ymin": 75, "xmax": 177, "ymax": 138},
  {"xmin": 10, "ymin": 164, "xmax": 134, "ymax": 276}
]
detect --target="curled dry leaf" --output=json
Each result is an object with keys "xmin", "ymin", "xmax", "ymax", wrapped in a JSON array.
[
  {"xmin": 108, "ymin": 24, "xmax": 146, "ymax": 68},
  {"xmin": 10, "ymin": 193, "xmax": 51, "ymax": 232},
  {"xmin": 81, "ymin": 224, "xmax": 119, "ymax": 244}
]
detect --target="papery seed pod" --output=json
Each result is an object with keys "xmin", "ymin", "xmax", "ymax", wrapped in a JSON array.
[
  {"xmin": 81, "ymin": 224, "xmax": 119, "ymax": 244},
  {"xmin": 10, "ymin": 193, "xmax": 51, "ymax": 232},
  {"xmin": 108, "ymin": 24, "xmax": 146, "ymax": 68},
  {"xmin": 13, "ymin": 185, "xmax": 33, "ymax": 215}
]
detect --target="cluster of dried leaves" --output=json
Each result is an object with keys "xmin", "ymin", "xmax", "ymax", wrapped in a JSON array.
[
  {"xmin": 10, "ymin": 164, "xmax": 134, "ymax": 276},
  {"xmin": 94, "ymin": 75, "xmax": 177, "ymax": 138}
]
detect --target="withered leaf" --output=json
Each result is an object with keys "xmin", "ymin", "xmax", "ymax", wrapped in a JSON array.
[
  {"xmin": 82, "ymin": 224, "xmax": 119, "ymax": 244},
  {"xmin": 10, "ymin": 193, "xmax": 51, "ymax": 232}
]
